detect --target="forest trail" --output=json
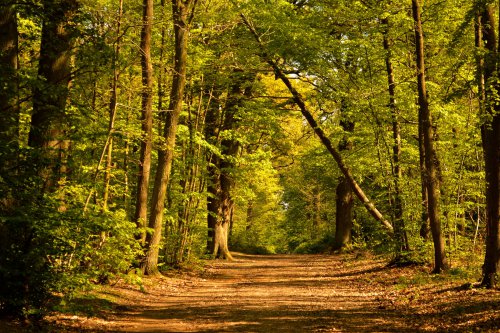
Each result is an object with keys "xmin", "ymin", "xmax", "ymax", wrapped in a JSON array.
[{"xmin": 46, "ymin": 253, "xmax": 499, "ymax": 333}]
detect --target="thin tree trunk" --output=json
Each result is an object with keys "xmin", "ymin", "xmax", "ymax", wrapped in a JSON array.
[
  {"xmin": 242, "ymin": 14, "xmax": 394, "ymax": 233},
  {"xmin": 478, "ymin": 5, "xmax": 500, "ymax": 288},
  {"xmin": 142, "ymin": 0, "xmax": 196, "ymax": 275},
  {"xmin": 103, "ymin": 0, "xmax": 123, "ymax": 210},
  {"xmin": 134, "ymin": 0, "xmax": 154, "ymax": 242},
  {"xmin": 204, "ymin": 87, "xmax": 221, "ymax": 254},
  {"xmin": 382, "ymin": 17, "xmax": 410, "ymax": 251},
  {"xmin": 411, "ymin": 0, "xmax": 447, "ymax": 273}
]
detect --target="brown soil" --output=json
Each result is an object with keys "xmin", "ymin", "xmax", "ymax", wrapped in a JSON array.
[{"xmin": 8, "ymin": 252, "xmax": 500, "ymax": 332}]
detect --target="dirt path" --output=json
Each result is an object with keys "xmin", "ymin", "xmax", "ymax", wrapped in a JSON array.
[{"xmin": 45, "ymin": 252, "xmax": 499, "ymax": 332}]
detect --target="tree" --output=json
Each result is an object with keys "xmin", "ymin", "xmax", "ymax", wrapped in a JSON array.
[
  {"xmin": 381, "ymin": 15, "xmax": 410, "ymax": 252},
  {"xmin": 0, "ymin": 4, "xmax": 19, "ymax": 148},
  {"xmin": 411, "ymin": 0, "xmax": 447, "ymax": 273},
  {"xmin": 142, "ymin": 0, "xmax": 197, "ymax": 275},
  {"xmin": 477, "ymin": 3, "xmax": 500, "ymax": 288},
  {"xmin": 134, "ymin": 0, "xmax": 154, "ymax": 241},
  {"xmin": 28, "ymin": 0, "xmax": 79, "ymax": 192},
  {"xmin": 242, "ymin": 13, "xmax": 394, "ymax": 234},
  {"xmin": 332, "ymin": 105, "xmax": 355, "ymax": 251}
]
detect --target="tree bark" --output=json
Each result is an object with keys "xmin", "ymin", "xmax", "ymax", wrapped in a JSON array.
[
  {"xmin": 134, "ymin": 0, "xmax": 154, "ymax": 241},
  {"xmin": 28, "ymin": 0, "xmax": 77, "ymax": 192},
  {"xmin": 333, "ymin": 177, "xmax": 354, "ymax": 251},
  {"xmin": 478, "ymin": 5, "xmax": 500, "ymax": 288},
  {"xmin": 242, "ymin": 14, "xmax": 394, "ymax": 233},
  {"xmin": 142, "ymin": 0, "xmax": 196, "ymax": 275},
  {"xmin": 0, "ymin": 5, "xmax": 19, "ymax": 147},
  {"xmin": 103, "ymin": 0, "xmax": 124, "ymax": 210},
  {"xmin": 332, "ymin": 110, "xmax": 354, "ymax": 251},
  {"xmin": 411, "ymin": 0, "xmax": 447, "ymax": 273},
  {"xmin": 382, "ymin": 17, "xmax": 410, "ymax": 251}
]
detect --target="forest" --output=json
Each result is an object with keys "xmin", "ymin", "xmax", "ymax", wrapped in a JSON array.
[{"xmin": 0, "ymin": 0, "xmax": 500, "ymax": 327}]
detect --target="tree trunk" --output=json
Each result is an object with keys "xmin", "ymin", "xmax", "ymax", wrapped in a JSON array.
[
  {"xmin": 28, "ymin": 0, "xmax": 77, "ymax": 192},
  {"xmin": 242, "ymin": 14, "xmax": 394, "ymax": 233},
  {"xmin": 0, "ymin": 5, "xmax": 19, "ymax": 147},
  {"xmin": 332, "ymin": 110, "xmax": 354, "ymax": 251},
  {"xmin": 142, "ymin": 0, "xmax": 195, "ymax": 275},
  {"xmin": 382, "ymin": 17, "xmax": 410, "ymax": 251},
  {"xmin": 333, "ymin": 177, "xmax": 354, "ymax": 251},
  {"xmin": 134, "ymin": 0, "xmax": 154, "ymax": 241},
  {"xmin": 411, "ymin": 0, "xmax": 447, "ymax": 273},
  {"xmin": 478, "ymin": 5, "xmax": 500, "ymax": 288},
  {"xmin": 103, "ymin": 0, "xmax": 123, "ymax": 210}
]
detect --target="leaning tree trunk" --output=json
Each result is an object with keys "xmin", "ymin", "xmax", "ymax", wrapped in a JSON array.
[
  {"xmin": 142, "ymin": 0, "xmax": 195, "ymax": 275},
  {"xmin": 478, "ymin": 5, "xmax": 500, "ymax": 288},
  {"xmin": 411, "ymin": 0, "xmax": 447, "ymax": 273},
  {"xmin": 134, "ymin": 0, "xmax": 154, "ymax": 242},
  {"xmin": 242, "ymin": 14, "xmax": 394, "ymax": 233},
  {"xmin": 382, "ymin": 17, "xmax": 410, "ymax": 252},
  {"xmin": 28, "ymin": 0, "xmax": 77, "ymax": 193}
]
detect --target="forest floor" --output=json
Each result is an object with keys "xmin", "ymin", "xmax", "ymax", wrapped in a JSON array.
[{"xmin": 4, "ymin": 252, "xmax": 500, "ymax": 332}]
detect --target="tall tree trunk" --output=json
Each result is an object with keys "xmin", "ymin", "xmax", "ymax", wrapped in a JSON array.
[
  {"xmin": 411, "ymin": 0, "xmax": 447, "ymax": 273},
  {"xmin": 28, "ymin": 0, "xmax": 77, "ymax": 192},
  {"xmin": 134, "ymin": 0, "xmax": 154, "ymax": 241},
  {"xmin": 382, "ymin": 17, "xmax": 410, "ymax": 252},
  {"xmin": 332, "ymin": 114, "xmax": 354, "ymax": 251},
  {"xmin": 142, "ymin": 0, "xmax": 196, "ymax": 275},
  {"xmin": 103, "ymin": 0, "xmax": 123, "ymax": 210},
  {"xmin": 242, "ymin": 14, "xmax": 394, "ymax": 233},
  {"xmin": 0, "ymin": 5, "xmax": 19, "ymax": 213},
  {"xmin": 204, "ymin": 87, "xmax": 221, "ymax": 254},
  {"xmin": 478, "ymin": 5, "xmax": 500, "ymax": 288},
  {"xmin": 0, "ymin": 5, "xmax": 19, "ymax": 148}
]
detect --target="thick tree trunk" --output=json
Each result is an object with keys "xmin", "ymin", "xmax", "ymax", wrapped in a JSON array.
[
  {"xmin": 411, "ymin": 0, "xmax": 447, "ymax": 273},
  {"xmin": 28, "ymin": 0, "xmax": 77, "ymax": 192},
  {"xmin": 332, "ymin": 112, "xmax": 354, "ymax": 251},
  {"xmin": 242, "ymin": 14, "xmax": 394, "ymax": 233},
  {"xmin": 142, "ymin": 0, "xmax": 195, "ymax": 275},
  {"xmin": 134, "ymin": 0, "xmax": 154, "ymax": 241},
  {"xmin": 0, "ymin": 5, "xmax": 19, "ymax": 147},
  {"xmin": 382, "ymin": 17, "xmax": 410, "ymax": 251},
  {"xmin": 333, "ymin": 177, "xmax": 354, "ymax": 251},
  {"xmin": 478, "ymin": 5, "xmax": 500, "ymax": 288}
]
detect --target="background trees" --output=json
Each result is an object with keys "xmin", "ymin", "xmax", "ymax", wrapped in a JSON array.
[{"xmin": 1, "ymin": 0, "xmax": 499, "ymax": 319}]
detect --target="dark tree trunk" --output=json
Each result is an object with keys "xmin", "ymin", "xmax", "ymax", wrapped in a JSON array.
[
  {"xmin": 382, "ymin": 17, "xmax": 410, "ymax": 251},
  {"xmin": 418, "ymin": 113, "xmax": 430, "ymax": 240},
  {"xmin": 333, "ymin": 177, "xmax": 354, "ymax": 251},
  {"xmin": 209, "ymin": 71, "xmax": 254, "ymax": 260},
  {"xmin": 0, "ymin": 5, "xmax": 19, "ymax": 147},
  {"xmin": 204, "ymin": 87, "xmax": 221, "ymax": 254},
  {"xmin": 134, "ymin": 0, "xmax": 154, "ymax": 241},
  {"xmin": 242, "ymin": 14, "xmax": 394, "ymax": 233},
  {"xmin": 142, "ymin": 0, "xmax": 196, "ymax": 275},
  {"xmin": 332, "ymin": 111, "xmax": 354, "ymax": 251},
  {"xmin": 478, "ymin": 5, "xmax": 500, "ymax": 288},
  {"xmin": 28, "ymin": 0, "xmax": 77, "ymax": 192},
  {"xmin": 411, "ymin": 0, "xmax": 447, "ymax": 273}
]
